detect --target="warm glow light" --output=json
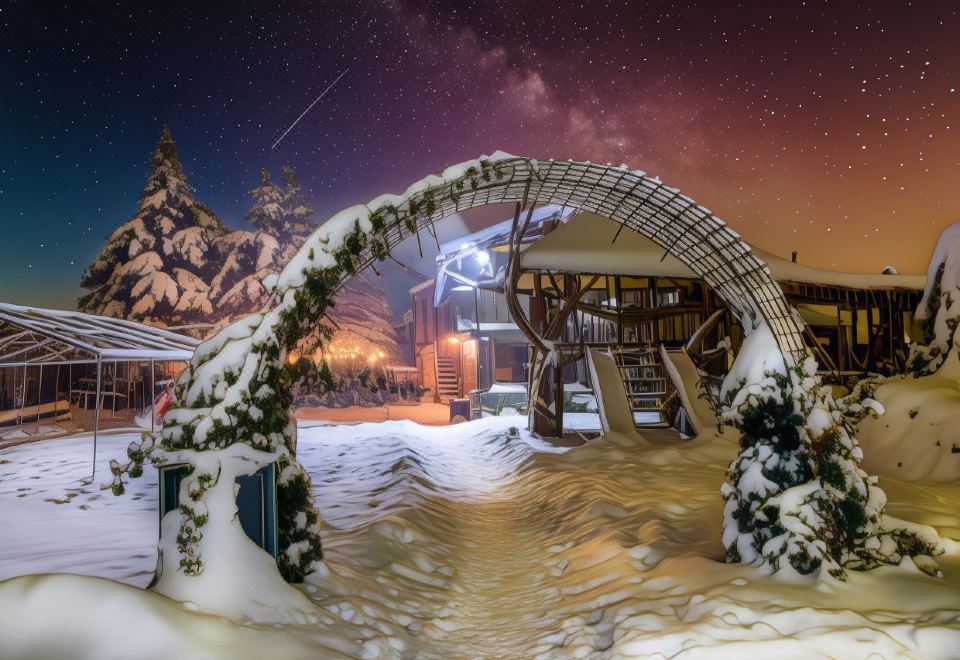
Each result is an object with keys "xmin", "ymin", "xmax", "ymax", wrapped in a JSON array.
[
  {"xmin": 322, "ymin": 342, "xmax": 390, "ymax": 364},
  {"xmin": 447, "ymin": 335, "xmax": 460, "ymax": 345}
]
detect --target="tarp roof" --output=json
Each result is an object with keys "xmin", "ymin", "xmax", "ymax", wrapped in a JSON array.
[
  {"xmin": 0, "ymin": 302, "xmax": 200, "ymax": 365},
  {"xmin": 521, "ymin": 212, "xmax": 927, "ymax": 291}
]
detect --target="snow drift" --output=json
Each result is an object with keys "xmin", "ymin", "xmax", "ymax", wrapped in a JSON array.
[
  {"xmin": 859, "ymin": 219, "xmax": 960, "ymax": 482},
  {"xmin": 2, "ymin": 420, "xmax": 958, "ymax": 658}
]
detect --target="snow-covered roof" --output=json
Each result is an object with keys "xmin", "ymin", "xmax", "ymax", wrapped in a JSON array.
[
  {"xmin": 438, "ymin": 204, "xmax": 577, "ymax": 256},
  {"xmin": 433, "ymin": 204, "xmax": 578, "ymax": 305},
  {"xmin": 0, "ymin": 301, "xmax": 200, "ymax": 365},
  {"xmin": 521, "ymin": 212, "xmax": 926, "ymax": 291}
]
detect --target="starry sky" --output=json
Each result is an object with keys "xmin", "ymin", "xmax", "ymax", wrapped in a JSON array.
[{"xmin": 2, "ymin": 0, "xmax": 959, "ymax": 309}]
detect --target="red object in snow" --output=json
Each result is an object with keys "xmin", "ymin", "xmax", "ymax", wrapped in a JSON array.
[{"xmin": 151, "ymin": 381, "xmax": 175, "ymax": 423}]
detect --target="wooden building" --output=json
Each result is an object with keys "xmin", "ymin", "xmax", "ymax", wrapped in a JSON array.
[
  {"xmin": 406, "ymin": 208, "xmax": 925, "ymax": 431},
  {"xmin": 517, "ymin": 212, "xmax": 924, "ymax": 431}
]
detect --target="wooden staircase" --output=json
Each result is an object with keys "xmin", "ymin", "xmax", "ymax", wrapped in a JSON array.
[
  {"xmin": 611, "ymin": 346, "xmax": 674, "ymax": 427},
  {"xmin": 435, "ymin": 357, "xmax": 459, "ymax": 402}
]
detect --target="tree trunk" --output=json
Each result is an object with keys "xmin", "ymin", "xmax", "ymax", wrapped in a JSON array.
[{"xmin": 526, "ymin": 349, "xmax": 554, "ymax": 437}]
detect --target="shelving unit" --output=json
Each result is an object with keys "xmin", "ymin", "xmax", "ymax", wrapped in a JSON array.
[{"xmin": 611, "ymin": 346, "xmax": 674, "ymax": 425}]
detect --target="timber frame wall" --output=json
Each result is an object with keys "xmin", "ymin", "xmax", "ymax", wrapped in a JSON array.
[{"xmin": 517, "ymin": 269, "xmax": 920, "ymax": 433}]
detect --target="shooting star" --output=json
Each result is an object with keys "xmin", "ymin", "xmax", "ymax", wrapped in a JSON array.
[{"xmin": 271, "ymin": 68, "xmax": 349, "ymax": 150}]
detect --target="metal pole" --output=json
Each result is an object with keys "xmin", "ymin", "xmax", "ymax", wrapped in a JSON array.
[
  {"xmin": 149, "ymin": 359, "xmax": 155, "ymax": 434},
  {"xmin": 19, "ymin": 364, "xmax": 27, "ymax": 418},
  {"xmin": 36, "ymin": 364, "xmax": 42, "ymax": 432},
  {"xmin": 92, "ymin": 356, "xmax": 101, "ymax": 480},
  {"xmin": 54, "ymin": 364, "xmax": 61, "ymax": 425},
  {"xmin": 111, "ymin": 363, "xmax": 117, "ymax": 419},
  {"xmin": 473, "ymin": 286, "xmax": 482, "ymax": 389}
]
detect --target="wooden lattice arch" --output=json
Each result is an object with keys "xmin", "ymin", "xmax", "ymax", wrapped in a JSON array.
[{"xmin": 285, "ymin": 156, "xmax": 807, "ymax": 366}]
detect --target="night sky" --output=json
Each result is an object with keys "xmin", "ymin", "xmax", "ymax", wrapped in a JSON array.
[{"xmin": 2, "ymin": 1, "xmax": 959, "ymax": 309}]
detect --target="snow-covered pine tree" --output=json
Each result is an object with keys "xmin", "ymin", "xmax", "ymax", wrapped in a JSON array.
[
  {"xmin": 210, "ymin": 166, "xmax": 328, "ymax": 318},
  {"xmin": 210, "ymin": 167, "xmax": 401, "ymax": 374},
  {"xmin": 720, "ymin": 325, "xmax": 944, "ymax": 579},
  {"xmin": 208, "ymin": 169, "xmax": 290, "ymax": 319},
  {"xmin": 908, "ymin": 220, "xmax": 960, "ymax": 376},
  {"xmin": 79, "ymin": 127, "xmax": 227, "ymax": 327},
  {"xmin": 279, "ymin": 165, "xmax": 316, "ymax": 238}
]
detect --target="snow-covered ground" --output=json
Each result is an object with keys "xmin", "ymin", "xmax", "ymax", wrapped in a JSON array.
[{"xmin": 1, "ymin": 419, "xmax": 959, "ymax": 658}]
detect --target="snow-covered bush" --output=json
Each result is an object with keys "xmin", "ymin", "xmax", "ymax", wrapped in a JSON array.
[
  {"xmin": 721, "ymin": 333, "xmax": 943, "ymax": 579},
  {"xmin": 908, "ymin": 220, "xmax": 960, "ymax": 375}
]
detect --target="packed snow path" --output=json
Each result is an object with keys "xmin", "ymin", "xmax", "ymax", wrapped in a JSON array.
[{"xmin": 2, "ymin": 419, "xmax": 959, "ymax": 658}]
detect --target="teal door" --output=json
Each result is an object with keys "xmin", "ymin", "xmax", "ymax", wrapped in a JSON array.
[{"xmin": 159, "ymin": 463, "xmax": 278, "ymax": 558}]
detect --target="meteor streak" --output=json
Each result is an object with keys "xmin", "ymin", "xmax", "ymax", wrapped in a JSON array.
[{"xmin": 271, "ymin": 68, "xmax": 349, "ymax": 150}]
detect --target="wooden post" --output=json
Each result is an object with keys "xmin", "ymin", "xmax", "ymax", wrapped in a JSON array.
[
  {"xmin": 651, "ymin": 276, "xmax": 660, "ymax": 345},
  {"xmin": 533, "ymin": 273, "xmax": 543, "ymax": 335},
  {"xmin": 615, "ymin": 275, "xmax": 624, "ymax": 344},
  {"xmin": 836, "ymin": 305, "xmax": 845, "ymax": 372},
  {"xmin": 554, "ymin": 361, "xmax": 564, "ymax": 437},
  {"xmin": 888, "ymin": 290, "xmax": 899, "ymax": 367}
]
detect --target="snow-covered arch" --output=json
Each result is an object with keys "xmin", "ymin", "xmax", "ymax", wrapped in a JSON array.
[
  {"xmin": 155, "ymin": 154, "xmax": 814, "ymax": 585},
  {"xmin": 123, "ymin": 151, "xmax": 943, "ymax": 613}
]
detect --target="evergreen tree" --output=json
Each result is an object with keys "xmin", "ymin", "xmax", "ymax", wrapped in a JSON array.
[
  {"xmin": 79, "ymin": 127, "xmax": 227, "ymax": 327},
  {"xmin": 908, "ymin": 221, "xmax": 960, "ymax": 376},
  {"xmin": 211, "ymin": 168, "xmax": 401, "ymax": 376},
  {"xmin": 209, "ymin": 167, "xmax": 308, "ymax": 317},
  {"xmin": 279, "ymin": 165, "xmax": 315, "ymax": 237},
  {"xmin": 244, "ymin": 169, "xmax": 287, "ymax": 236},
  {"xmin": 721, "ymin": 350, "xmax": 943, "ymax": 579},
  {"xmin": 81, "ymin": 133, "xmax": 401, "ymax": 366}
]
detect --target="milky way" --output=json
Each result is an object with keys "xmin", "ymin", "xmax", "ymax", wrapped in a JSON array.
[{"xmin": 2, "ymin": 1, "xmax": 959, "ymax": 307}]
